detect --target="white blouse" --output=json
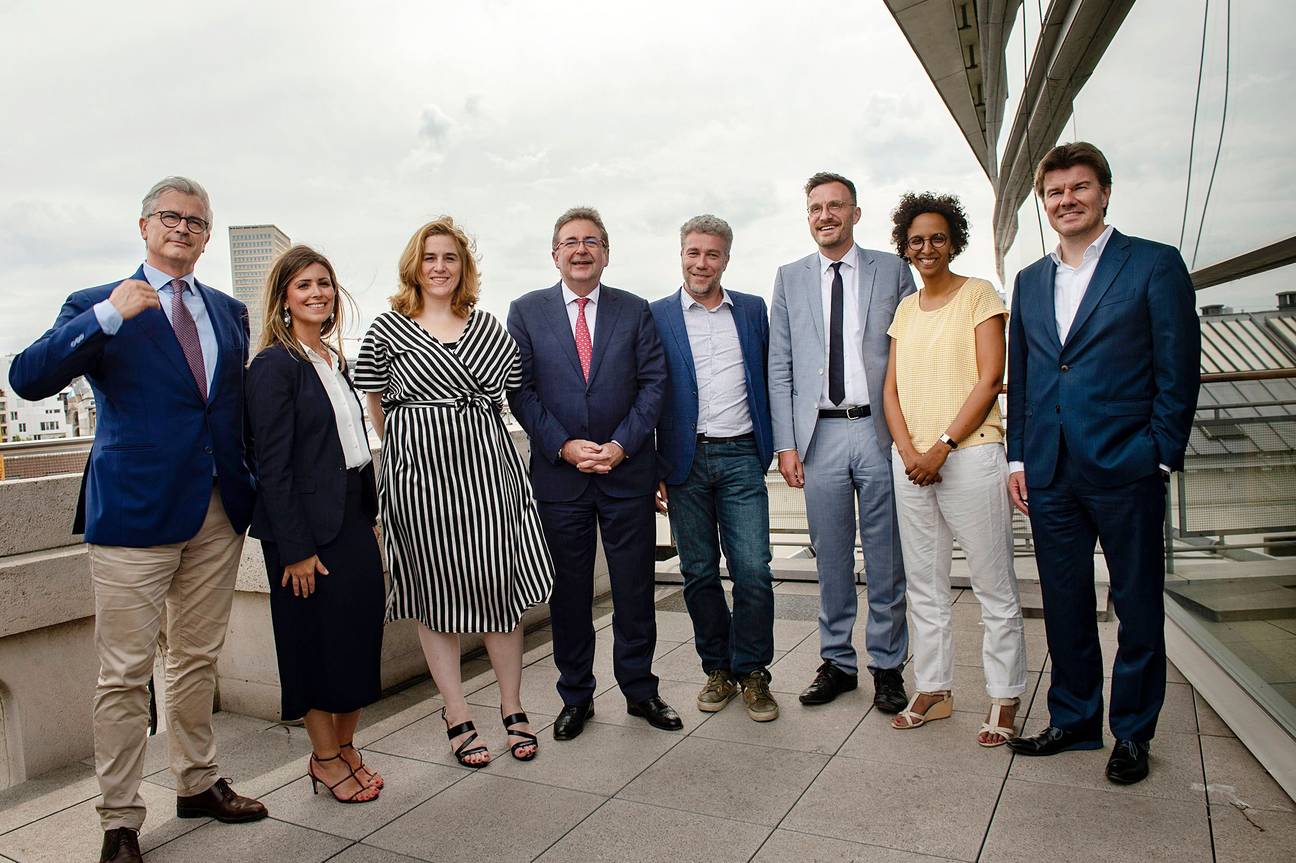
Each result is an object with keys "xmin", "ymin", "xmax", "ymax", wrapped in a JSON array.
[{"xmin": 302, "ymin": 343, "xmax": 371, "ymax": 470}]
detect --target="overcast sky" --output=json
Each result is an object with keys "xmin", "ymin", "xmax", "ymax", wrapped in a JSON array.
[
  {"xmin": 0, "ymin": 1, "xmax": 996, "ymax": 354},
  {"xmin": 1, "ymin": 1, "xmax": 1285, "ymax": 358}
]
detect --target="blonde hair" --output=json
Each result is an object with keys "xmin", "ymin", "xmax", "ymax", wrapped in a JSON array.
[
  {"xmin": 257, "ymin": 245, "xmax": 353, "ymax": 363},
  {"xmin": 391, "ymin": 217, "xmax": 480, "ymax": 318}
]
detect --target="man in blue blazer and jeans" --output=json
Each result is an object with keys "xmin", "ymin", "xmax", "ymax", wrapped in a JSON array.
[
  {"xmin": 508, "ymin": 206, "xmax": 679, "ymax": 740},
  {"xmin": 1005, "ymin": 143, "xmax": 1199, "ymax": 785},
  {"xmin": 651, "ymin": 215, "xmax": 779, "ymax": 723},
  {"xmin": 10, "ymin": 177, "xmax": 267, "ymax": 863}
]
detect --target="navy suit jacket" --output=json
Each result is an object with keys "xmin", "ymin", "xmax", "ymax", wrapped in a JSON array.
[
  {"xmin": 507, "ymin": 283, "xmax": 666, "ymax": 502},
  {"xmin": 9, "ymin": 266, "xmax": 255, "ymax": 545},
  {"xmin": 246, "ymin": 344, "xmax": 378, "ymax": 566},
  {"xmin": 650, "ymin": 289, "xmax": 774, "ymax": 486},
  {"xmin": 1006, "ymin": 229, "xmax": 1200, "ymax": 488}
]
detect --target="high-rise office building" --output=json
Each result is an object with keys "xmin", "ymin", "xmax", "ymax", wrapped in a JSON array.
[{"xmin": 229, "ymin": 224, "xmax": 291, "ymax": 338}]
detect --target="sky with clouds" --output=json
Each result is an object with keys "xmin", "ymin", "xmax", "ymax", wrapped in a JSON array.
[{"xmin": 0, "ymin": 0, "xmax": 1287, "ymax": 357}]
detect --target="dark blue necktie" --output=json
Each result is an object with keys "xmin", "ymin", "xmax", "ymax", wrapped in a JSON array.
[{"xmin": 829, "ymin": 262, "xmax": 844, "ymax": 406}]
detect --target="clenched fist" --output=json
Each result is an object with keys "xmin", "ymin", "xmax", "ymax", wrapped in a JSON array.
[{"xmin": 108, "ymin": 279, "xmax": 162, "ymax": 321}]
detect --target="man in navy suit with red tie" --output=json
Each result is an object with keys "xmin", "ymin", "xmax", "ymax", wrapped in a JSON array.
[
  {"xmin": 507, "ymin": 206, "xmax": 680, "ymax": 740},
  {"xmin": 10, "ymin": 177, "xmax": 267, "ymax": 863},
  {"xmin": 1004, "ymin": 143, "xmax": 1199, "ymax": 785}
]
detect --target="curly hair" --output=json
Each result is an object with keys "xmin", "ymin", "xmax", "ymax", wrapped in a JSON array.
[{"xmin": 889, "ymin": 192, "xmax": 970, "ymax": 262}]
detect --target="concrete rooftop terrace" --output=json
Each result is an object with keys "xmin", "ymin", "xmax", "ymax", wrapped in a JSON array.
[{"xmin": 1, "ymin": 581, "xmax": 1293, "ymax": 863}]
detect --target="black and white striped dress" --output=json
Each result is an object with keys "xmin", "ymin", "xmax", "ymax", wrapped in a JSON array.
[{"xmin": 354, "ymin": 308, "xmax": 554, "ymax": 632}]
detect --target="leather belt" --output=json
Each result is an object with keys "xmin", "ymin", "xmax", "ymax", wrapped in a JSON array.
[
  {"xmin": 696, "ymin": 432, "xmax": 755, "ymax": 444},
  {"xmin": 818, "ymin": 405, "xmax": 871, "ymax": 420}
]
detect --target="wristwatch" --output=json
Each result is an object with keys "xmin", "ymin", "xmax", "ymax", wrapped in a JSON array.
[{"xmin": 938, "ymin": 433, "xmax": 958, "ymax": 450}]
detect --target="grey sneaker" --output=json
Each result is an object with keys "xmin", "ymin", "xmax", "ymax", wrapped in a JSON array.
[
  {"xmin": 696, "ymin": 670, "xmax": 737, "ymax": 712},
  {"xmin": 741, "ymin": 669, "xmax": 780, "ymax": 722}
]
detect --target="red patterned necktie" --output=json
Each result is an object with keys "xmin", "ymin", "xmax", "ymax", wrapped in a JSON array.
[
  {"xmin": 574, "ymin": 296, "xmax": 592, "ymax": 382},
  {"xmin": 170, "ymin": 279, "xmax": 208, "ymax": 400}
]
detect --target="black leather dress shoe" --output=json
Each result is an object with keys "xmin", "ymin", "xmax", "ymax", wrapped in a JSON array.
[
  {"xmin": 176, "ymin": 777, "xmax": 267, "ymax": 823},
  {"xmin": 100, "ymin": 827, "xmax": 142, "ymax": 863},
  {"xmin": 553, "ymin": 702, "xmax": 594, "ymax": 740},
  {"xmin": 871, "ymin": 666, "xmax": 908, "ymax": 714},
  {"xmin": 627, "ymin": 696, "xmax": 683, "ymax": 730},
  {"xmin": 1006, "ymin": 725, "xmax": 1103, "ymax": 756},
  {"xmin": 1106, "ymin": 739, "xmax": 1151, "ymax": 784},
  {"xmin": 799, "ymin": 660, "xmax": 858, "ymax": 706}
]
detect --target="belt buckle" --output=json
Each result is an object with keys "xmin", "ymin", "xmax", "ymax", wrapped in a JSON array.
[{"xmin": 847, "ymin": 405, "xmax": 863, "ymax": 420}]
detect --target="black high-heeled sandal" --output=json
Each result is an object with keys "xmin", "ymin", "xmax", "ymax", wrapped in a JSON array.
[
  {"xmin": 443, "ymin": 708, "xmax": 490, "ymax": 768},
  {"xmin": 502, "ymin": 710, "xmax": 538, "ymax": 761},
  {"xmin": 338, "ymin": 741, "xmax": 383, "ymax": 789},
  {"xmin": 307, "ymin": 753, "xmax": 380, "ymax": 803}
]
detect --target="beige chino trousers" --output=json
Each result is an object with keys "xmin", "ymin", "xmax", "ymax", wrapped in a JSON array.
[{"xmin": 87, "ymin": 487, "xmax": 245, "ymax": 832}]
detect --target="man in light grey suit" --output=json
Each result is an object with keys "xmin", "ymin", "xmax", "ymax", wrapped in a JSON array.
[{"xmin": 768, "ymin": 172, "xmax": 915, "ymax": 712}]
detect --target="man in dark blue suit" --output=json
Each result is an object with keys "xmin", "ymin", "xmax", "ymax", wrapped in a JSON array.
[
  {"xmin": 507, "ymin": 206, "xmax": 680, "ymax": 739},
  {"xmin": 1004, "ymin": 143, "xmax": 1199, "ymax": 785},
  {"xmin": 650, "ymin": 215, "xmax": 779, "ymax": 723},
  {"xmin": 10, "ymin": 177, "xmax": 266, "ymax": 863}
]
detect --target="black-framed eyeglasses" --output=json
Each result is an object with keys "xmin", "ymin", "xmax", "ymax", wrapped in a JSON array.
[
  {"xmin": 906, "ymin": 233, "xmax": 949, "ymax": 251},
  {"xmin": 149, "ymin": 210, "xmax": 210, "ymax": 234},
  {"xmin": 555, "ymin": 237, "xmax": 605, "ymax": 251}
]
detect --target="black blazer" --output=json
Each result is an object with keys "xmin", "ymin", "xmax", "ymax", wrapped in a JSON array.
[{"xmin": 246, "ymin": 343, "xmax": 378, "ymax": 565}]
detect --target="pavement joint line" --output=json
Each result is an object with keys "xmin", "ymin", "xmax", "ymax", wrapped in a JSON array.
[{"xmin": 1192, "ymin": 694, "xmax": 1221, "ymax": 863}]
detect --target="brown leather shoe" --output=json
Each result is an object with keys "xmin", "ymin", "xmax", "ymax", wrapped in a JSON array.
[
  {"xmin": 100, "ymin": 827, "xmax": 142, "ymax": 863},
  {"xmin": 176, "ymin": 777, "xmax": 268, "ymax": 823}
]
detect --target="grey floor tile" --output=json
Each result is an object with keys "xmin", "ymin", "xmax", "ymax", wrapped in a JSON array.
[
  {"xmin": 488, "ymin": 720, "xmax": 682, "ymax": 795},
  {"xmin": 366, "ymin": 702, "xmax": 555, "ymax": 769},
  {"xmin": 352, "ymin": 695, "xmax": 445, "ymax": 750},
  {"xmin": 467, "ymin": 662, "xmax": 613, "ymax": 717},
  {"xmin": 1195, "ymin": 691, "xmax": 1237, "ymax": 737},
  {"xmin": 618, "ymin": 736, "xmax": 828, "ymax": 825},
  {"xmin": 1027, "ymin": 679, "xmax": 1197, "ymax": 734},
  {"xmin": 144, "ymin": 720, "xmax": 314, "ymax": 799},
  {"xmin": 591, "ymin": 678, "xmax": 715, "ymax": 734},
  {"xmin": 773, "ymin": 580, "xmax": 823, "ymax": 596},
  {"xmin": 535, "ymin": 798, "xmax": 770, "ymax": 863},
  {"xmin": 146, "ymin": 817, "xmax": 350, "ymax": 862},
  {"xmin": 1167, "ymin": 660, "xmax": 1188, "ymax": 684},
  {"xmin": 689, "ymin": 688, "xmax": 866, "ymax": 755},
  {"xmin": 839, "ymin": 707, "xmax": 1013, "ymax": 779},
  {"xmin": 784, "ymin": 758, "xmax": 1000, "ymax": 861},
  {"xmin": 752, "ymin": 829, "xmax": 955, "ymax": 862},
  {"xmin": 258, "ymin": 751, "xmax": 465, "ymax": 839},
  {"xmin": 980, "ymin": 779, "xmax": 1212, "ymax": 863},
  {"xmin": 0, "ymin": 778, "xmax": 205, "ymax": 862},
  {"xmin": 652, "ymin": 610, "xmax": 699, "ymax": 642},
  {"xmin": 0, "ymin": 762, "xmax": 99, "ymax": 835},
  {"xmin": 773, "ymin": 618, "xmax": 819, "ymax": 651},
  {"xmin": 1209, "ymin": 802, "xmax": 1296, "ymax": 863},
  {"xmin": 1200, "ymin": 735, "xmax": 1296, "ymax": 812},
  {"xmin": 1010, "ymin": 718, "xmax": 1205, "ymax": 802},
  {"xmin": 364, "ymin": 773, "xmax": 602, "ymax": 863},
  {"xmin": 325, "ymin": 844, "xmax": 428, "ymax": 863}
]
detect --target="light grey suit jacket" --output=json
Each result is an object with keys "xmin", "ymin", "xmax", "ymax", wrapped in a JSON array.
[{"xmin": 768, "ymin": 244, "xmax": 917, "ymax": 459}]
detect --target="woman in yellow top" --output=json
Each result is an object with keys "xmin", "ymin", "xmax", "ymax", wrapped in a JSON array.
[{"xmin": 882, "ymin": 193, "xmax": 1027, "ymax": 747}]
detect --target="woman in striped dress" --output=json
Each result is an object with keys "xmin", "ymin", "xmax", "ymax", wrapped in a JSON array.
[{"xmin": 354, "ymin": 217, "xmax": 554, "ymax": 767}]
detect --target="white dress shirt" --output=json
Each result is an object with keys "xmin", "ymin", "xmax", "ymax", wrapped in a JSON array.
[
  {"xmin": 818, "ymin": 247, "xmax": 869, "ymax": 408},
  {"xmin": 561, "ymin": 282, "xmax": 600, "ymax": 343},
  {"xmin": 680, "ymin": 289, "xmax": 753, "ymax": 437},
  {"xmin": 302, "ymin": 343, "xmax": 372, "ymax": 470}
]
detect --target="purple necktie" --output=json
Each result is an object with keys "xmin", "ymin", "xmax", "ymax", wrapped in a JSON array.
[{"xmin": 170, "ymin": 279, "xmax": 208, "ymax": 400}]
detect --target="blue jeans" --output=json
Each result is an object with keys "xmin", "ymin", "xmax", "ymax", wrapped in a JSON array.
[{"xmin": 667, "ymin": 438, "xmax": 775, "ymax": 676}]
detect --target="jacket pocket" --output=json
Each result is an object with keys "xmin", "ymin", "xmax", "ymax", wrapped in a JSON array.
[
  {"xmin": 1104, "ymin": 399, "xmax": 1152, "ymax": 416},
  {"xmin": 102, "ymin": 443, "xmax": 157, "ymax": 452}
]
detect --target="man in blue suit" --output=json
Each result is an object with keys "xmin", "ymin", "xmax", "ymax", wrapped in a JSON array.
[
  {"xmin": 507, "ymin": 206, "xmax": 680, "ymax": 740},
  {"xmin": 1005, "ymin": 143, "xmax": 1199, "ymax": 785},
  {"xmin": 651, "ymin": 215, "xmax": 779, "ymax": 723},
  {"xmin": 10, "ymin": 177, "xmax": 267, "ymax": 863},
  {"xmin": 768, "ymin": 172, "xmax": 914, "ymax": 713}
]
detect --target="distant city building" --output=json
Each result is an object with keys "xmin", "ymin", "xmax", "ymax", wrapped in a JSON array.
[
  {"xmin": 229, "ymin": 224, "xmax": 291, "ymax": 340},
  {"xmin": 64, "ymin": 378, "xmax": 97, "ymax": 438},
  {"xmin": 0, "ymin": 355, "xmax": 69, "ymax": 441}
]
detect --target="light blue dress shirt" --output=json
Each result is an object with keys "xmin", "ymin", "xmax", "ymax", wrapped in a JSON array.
[{"xmin": 93, "ymin": 263, "xmax": 219, "ymax": 395}]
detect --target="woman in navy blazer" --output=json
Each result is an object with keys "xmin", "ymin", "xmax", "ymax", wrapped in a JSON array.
[{"xmin": 246, "ymin": 246, "xmax": 385, "ymax": 804}]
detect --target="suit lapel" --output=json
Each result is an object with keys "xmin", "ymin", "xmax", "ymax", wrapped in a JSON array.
[
  {"xmin": 800, "ymin": 257, "xmax": 825, "ymax": 352},
  {"xmin": 587, "ymin": 285, "xmax": 622, "ymax": 387},
  {"xmin": 731, "ymin": 295, "xmax": 761, "ymax": 394},
  {"xmin": 1063, "ymin": 230, "xmax": 1131, "ymax": 347},
  {"xmin": 854, "ymin": 245, "xmax": 877, "ymax": 336},
  {"xmin": 132, "ymin": 266, "xmax": 203, "ymax": 402},
  {"xmin": 539, "ymin": 284, "xmax": 585, "ymax": 382},
  {"xmin": 196, "ymin": 281, "xmax": 224, "ymax": 402},
  {"xmin": 1039, "ymin": 258, "xmax": 1063, "ymax": 354},
  {"xmin": 665, "ymin": 289, "xmax": 697, "ymax": 388}
]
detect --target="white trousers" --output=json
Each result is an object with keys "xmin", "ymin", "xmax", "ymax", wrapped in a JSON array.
[{"xmin": 891, "ymin": 443, "xmax": 1027, "ymax": 698}]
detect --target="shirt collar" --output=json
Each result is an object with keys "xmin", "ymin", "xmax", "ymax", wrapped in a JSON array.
[
  {"xmin": 680, "ymin": 287, "xmax": 733, "ymax": 312},
  {"xmin": 1049, "ymin": 224, "xmax": 1115, "ymax": 268},
  {"xmin": 142, "ymin": 262, "xmax": 196, "ymax": 294},
  {"xmin": 562, "ymin": 281, "xmax": 600, "ymax": 306},
  {"xmin": 299, "ymin": 341, "xmax": 339, "ymax": 369},
  {"xmin": 818, "ymin": 245, "xmax": 859, "ymax": 276}
]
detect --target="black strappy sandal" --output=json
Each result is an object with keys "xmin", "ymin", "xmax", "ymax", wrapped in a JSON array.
[
  {"xmin": 442, "ymin": 708, "xmax": 490, "ymax": 768},
  {"xmin": 502, "ymin": 710, "xmax": 539, "ymax": 761},
  {"xmin": 307, "ymin": 753, "xmax": 380, "ymax": 803},
  {"xmin": 339, "ymin": 741, "xmax": 384, "ymax": 789}
]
